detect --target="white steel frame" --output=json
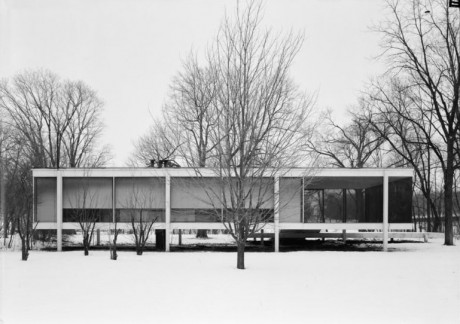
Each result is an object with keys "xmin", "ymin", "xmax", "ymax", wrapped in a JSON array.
[{"xmin": 33, "ymin": 167, "xmax": 413, "ymax": 252}]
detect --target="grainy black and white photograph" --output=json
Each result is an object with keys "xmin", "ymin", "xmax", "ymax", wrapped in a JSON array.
[{"xmin": 0, "ymin": 0, "xmax": 459, "ymax": 323}]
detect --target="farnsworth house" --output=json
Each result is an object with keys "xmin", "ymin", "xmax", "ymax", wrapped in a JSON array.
[{"xmin": 33, "ymin": 167, "xmax": 413, "ymax": 252}]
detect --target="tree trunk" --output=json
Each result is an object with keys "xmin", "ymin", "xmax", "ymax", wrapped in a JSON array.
[
  {"xmin": 110, "ymin": 230, "xmax": 118, "ymax": 260},
  {"xmin": 444, "ymin": 149, "xmax": 454, "ymax": 245},
  {"xmin": 236, "ymin": 241, "xmax": 245, "ymax": 270},
  {"xmin": 433, "ymin": 216, "xmax": 441, "ymax": 233},
  {"xmin": 21, "ymin": 238, "xmax": 28, "ymax": 261},
  {"xmin": 8, "ymin": 221, "xmax": 15, "ymax": 248},
  {"xmin": 110, "ymin": 246, "xmax": 117, "ymax": 260},
  {"xmin": 83, "ymin": 236, "xmax": 89, "ymax": 256},
  {"xmin": 426, "ymin": 196, "xmax": 432, "ymax": 232},
  {"xmin": 1, "ymin": 162, "xmax": 6, "ymax": 244},
  {"xmin": 196, "ymin": 229, "xmax": 208, "ymax": 238}
]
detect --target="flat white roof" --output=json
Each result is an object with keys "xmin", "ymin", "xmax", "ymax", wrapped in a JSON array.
[{"xmin": 32, "ymin": 167, "xmax": 414, "ymax": 178}]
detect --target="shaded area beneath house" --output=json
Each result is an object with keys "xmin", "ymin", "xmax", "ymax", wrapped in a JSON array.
[{"xmin": 39, "ymin": 236, "xmax": 423, "ymax": 252}]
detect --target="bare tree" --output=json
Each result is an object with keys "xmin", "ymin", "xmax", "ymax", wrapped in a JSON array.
[
  {"xmin": 132, "ymin": 54, "xmax": 220, "ymax": 238},
  {"xmin": 108, "ymin": 216, "xmax": 119, "ymax": 260},
  {"xmin": 308, "ymin": 105, "xmax": 384, "ymax": 168},
  {"xmin": 0, "ymin": 69, "xmax": 109, "ymax": 169},
  {"xmin": 66, "ymin": 176, "xmax": 103, "ymax": 256},
  {"xmin": 307, "ymin": 104, "xmax": 385, "ymax": 223},
  {"xmin": 0, "ymin": 114, "xmax": 12, "ymax": 243},
  {"xmin": 4, "ymin": 133, "xmax": 36, "ymax": 260},
  {"xmin": 366, "ymin": 0, "xmax": 460, "ymax": 245},
  {"xmin": 192, "ymin": 0, "xmax": 313, "ymax": 269},
  {"xmin": 10, "ymin": 166, "xmax": 36, "ymax": 260},
  {"xmin": 118, "ymin": 178, "xmax": 159, "ymax": 255},
  {"xmin": 165, "ymin": 55, "xmax": 221, "ymax": 238},
  {"xmin": 364, "ymin": 79, "xmax": 445, "ymax": 231},
  {"xmin": 164, "ymin": 53, "xmax": 219, "ymax": 167},
  {"xmin": 454, "ymin": 171, "xmax": 460, "ymax": 233},
  {"xmin": 0, "ymin": 70, "xmax": 110, "ymax": 249},
  {"xmin": 61, "ymin": 81, "xmax": 110, "ymax": 167},
  {"xmin": 129, "ymin": 118, "xmax": 181, "ymax": 167}
]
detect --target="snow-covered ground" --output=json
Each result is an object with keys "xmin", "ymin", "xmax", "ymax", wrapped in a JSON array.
[{"xmin": 1, "ymin": 238, "xmax": 460, "ymax": 324}]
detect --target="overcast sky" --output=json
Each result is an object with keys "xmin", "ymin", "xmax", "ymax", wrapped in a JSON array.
[{"xmin": 0, "ymin": 0, "xmax": 389, "ymax": 166}]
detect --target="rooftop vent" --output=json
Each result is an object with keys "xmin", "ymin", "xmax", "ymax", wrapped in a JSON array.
[{"xmin": 148, "ymin": 159, "xmax": 180, "ymax": 168}]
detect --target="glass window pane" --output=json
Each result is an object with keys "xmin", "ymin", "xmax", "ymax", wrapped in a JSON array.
[{"xmin": 36, "ymin": 177, "xmax": 57, "ymax": 222}]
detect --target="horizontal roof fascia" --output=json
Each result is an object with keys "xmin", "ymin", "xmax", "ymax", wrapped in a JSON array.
[{"xmin": 32, "ymin": 167, "xmax": 413, "ymax": 178}]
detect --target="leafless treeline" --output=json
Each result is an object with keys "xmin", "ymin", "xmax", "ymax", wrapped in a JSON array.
[
  {"xmin": 1, "ymin": 0, "xmax": 458, "ymax": 265},
  {"xmin": 131, "ymin": 0, "xmax": 458, "ymax": 251},
  {"xmin": 308, "ymin": 0, "xmax": 460, "ymax": 244},
  {"xmin": 0, "ymin": 70, "xmax": 109, "ymax": 259}
]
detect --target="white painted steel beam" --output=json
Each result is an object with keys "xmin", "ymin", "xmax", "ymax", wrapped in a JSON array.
[
  {"xmin": 32, "ymin": 167, "xmax": 414, "ymax": 179},
  {"xmin": 165, "ymin": 175, "xmax": 171, "ymax": 252},
  {"xmin": 56, "ymin": 171, "xmax": 63, "ymax": 252},
  {"xmin": 112, "ymin": 177, "xmax": 115, "ymax": 223}
]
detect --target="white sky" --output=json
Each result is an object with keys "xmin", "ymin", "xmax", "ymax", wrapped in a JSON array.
[{"xmin": 0, "ymin": 0, "xmax": 388, "ymax": 166}]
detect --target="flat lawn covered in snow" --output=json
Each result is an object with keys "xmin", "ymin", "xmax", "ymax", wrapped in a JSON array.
[{"xmin": 1, "ymin": 239, "xmax": 460, "ymax": 324}]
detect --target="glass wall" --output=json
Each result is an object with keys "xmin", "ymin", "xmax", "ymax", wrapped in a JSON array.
[
  {"xmin": 35, "ymin": 177, "xmax": 57, "ymax": 222},
  {"xmin": 115, "ymin": 177, "xmax": 165, "ymax": 223},
  {"xmin": 389, "ymin": 177, "xmax": 412, "ymax": 223},
  {"xmin": 223, "ymin": 208, "xmax": 274, "ymax": 223},
  {"xmin": 345, "ymin": 189, "xmax": 365, "ymax": 222},
  {"xmin": 117, "ymin": 209, "xmax": 165, "ymax": 223},
  {"xmin": 35, "ymin": 174, "xmax": 412, "ymax": 224},
  {"xmin": 63, "ymin": 177, "xmax": 113, "ymax": 222},
  {"xmin": 171, "ymin": 177, "xmax": 222, "ymax": 222},
  {"xmin": 304, "ymin": 189, "xmax": 323, "ymax": 223},
  {"xmin": 171, "ymin": 177, "xmax": 274, "ymax": 223},
  {"xmin": 303, "ymin": 176, "xmax": 412, "ymax": 223},
  {"xmin": 304, "ymin": 189, "xmax": 365, "ymax": 223},
  {"xmin": 279, "ymin": 178, "xmax": 302, "ymax": 223}
]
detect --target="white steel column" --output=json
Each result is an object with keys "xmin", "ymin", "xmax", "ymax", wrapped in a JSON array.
[
  {"xmin": 165, "ymin": 175, "xmax": 171, "ymax": 252},
  {"xmin": 383, "ymin": 172, "xmax": 389, "ymax": 252},
  {"xmin": 56, "ymin": 172, "xmax": 63, "ymax": 252},
  {"xmin": 274, "ymin": 175, "xmax": 280, "ymax": 253},
  {"xmin": 112, "ymin": 177, "xmax": 116, "ymax": 222}
]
